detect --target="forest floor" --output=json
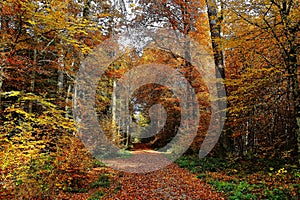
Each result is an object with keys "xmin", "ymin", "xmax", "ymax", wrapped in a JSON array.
[
  {"xmin": 175, "ymin": 155, "xmax": 299, "ymax": 199},
  {"xmin": 56, "ymin": 150, "xmax": 299, "ymax": 200},
  {"xmin": 58, "ymin": 150, "xmax": 224, "ymax": 200}
]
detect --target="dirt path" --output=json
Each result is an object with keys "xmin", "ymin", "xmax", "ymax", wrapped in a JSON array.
[
  {"xmin": 60, "ymin": 150, "xmax": 224, "ymax": 199},
  {"xmin": 103, "ymin": 150, "xmax": 175, "ymax": 173},
  {"xmin": 99, "ymin": 150, "xmax": 224, "ymax": 200}
]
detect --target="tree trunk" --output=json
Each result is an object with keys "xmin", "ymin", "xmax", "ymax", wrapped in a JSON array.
[
  {"xmin": 206, "ymin": 0, "xmax": 232, "ymax": 155},
  {"xmin": 290, "ymin": 52, "xmax": 300, "ymax": 164},
  {"xmin": 57, "ymin": 47, "xmax": 64, "ymax": 94},
  {"xmin": 206, "ymin": 0, "xmax": 225, "ymax": 77},
  {"xmin": 65, "ymin": 84, "xmax": 71, "ymax": 118},
  {"xmin": 279, "ymin": 0, "xmax": 300, "ymax": 163},
  {"xmin": 112, "ymin": 78, "xmax": 118, "ymax": 142},
  {"xmin": 29, "ymin": 46, "xmax": 37, "ymax": 114}
]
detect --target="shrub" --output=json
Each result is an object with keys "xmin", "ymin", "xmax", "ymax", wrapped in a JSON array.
[{"xmin": 0, "ymin": 92, "xmax": 93, "ymax": 198}]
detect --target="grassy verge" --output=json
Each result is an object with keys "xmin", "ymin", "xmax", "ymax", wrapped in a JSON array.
[{"xmin": 175, "ymin": 155, "xmax": 299, "ymax": 199}]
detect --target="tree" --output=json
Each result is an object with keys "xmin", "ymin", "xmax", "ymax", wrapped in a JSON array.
[
  {"xmin": 205, "ymin": 0, "xmax": 234, "ymax": 156},
  {"xmin": 223, "ymin": 0, "xmax": 299, "ymax": 159},
  {"xmin": 0, "ymin": 0, "xmax": 112, "ymax": 197}
]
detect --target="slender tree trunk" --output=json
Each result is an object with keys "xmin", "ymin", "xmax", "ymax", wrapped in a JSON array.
[
  {"xmin": 112, "ymin": 79, "xmax": 116, "ymax": 122},
  {"xmin": 29, "ymin": 46, "xmax": 37, "ymax": 114},
  {"xmin": 206, "ymin": 0, "xmax": 225, "ymax": 77},
  {"xmin": 57, "ymin": 48, "xmax": 64, "ymax": 94},
  {"xmin": 65, "ymin": 84, "xmax": 71, "ymax": 118},
  {"xmin": 112, "ymin": 78, "xmax": 117, "ymax": 142},
  {"xmin": 206, "ymin": 0, "xmax": 232, "ymax": 155}
]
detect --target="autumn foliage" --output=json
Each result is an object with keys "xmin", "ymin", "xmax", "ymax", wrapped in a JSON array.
[{"xmin": 0, "ymin": 0, "xmax": 299, "ymax": 199}]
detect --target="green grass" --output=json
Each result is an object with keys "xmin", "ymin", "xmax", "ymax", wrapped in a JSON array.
[
  {"xmin": 175, "ymin": 155, "xmax": 230, "ymax": 173},
  {"xmin": 94, "ymin": 149, "xmax": 132, "ymax": 159},
  {"xmin": 210, "ymin": 180, "xmax": 257, "ymax": 200},
  {"xmin": 64, "ymin": 187, "xmax": 88, "ymax": 193},
  {"xmin": 116, "ymin": 149, "xmax": 132, "ymax": 158},
  {"xmin": 91, "ymin": 174, "xmax": 111, "ymax": 189},
  {"xmin": 175, "ymin": 155, "xmax": 299, "ymax": 199},
  {"xmin": 88, "ymin": 191, "xmax": 105, "ymax": 200},
  {"xmin": 93, "ymin": 159, "xmax": 106, "ymax": 168}
]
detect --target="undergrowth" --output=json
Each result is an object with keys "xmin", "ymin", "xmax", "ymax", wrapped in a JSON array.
[{"xmin": 176, "ymin": 155, "xmax": 299, "ymax": 199}]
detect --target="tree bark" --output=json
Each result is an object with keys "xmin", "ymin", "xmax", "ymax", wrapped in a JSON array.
[
  {"xmin": 29, "ymin": 46, "xmax": 37, "ymax": 114},
  {"xmin": 65, "ymin": 84, "xmax": 71, "ymax": 118},
  {"xmin": 206, "ymin": 0, "xmax": 225, "ymax": 77},
  {"xmin": 278, "ymin": 0, "xmax": 300, "ymax": 163},
  {"xmin": 206, "ymin": 0, "xmax": 232, "ymax": 155},
  {"xmin": 57, "ymin": 44, "xmax": 64, "ymax": 94},
  {"xmin": 290, "ymin": 51, "xmax": 300, "ymax": 164}
]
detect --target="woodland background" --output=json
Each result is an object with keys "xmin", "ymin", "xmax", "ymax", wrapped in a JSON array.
[{"xmin": 0, "ymin": 0, "xmax": 299, "ymax": 199}]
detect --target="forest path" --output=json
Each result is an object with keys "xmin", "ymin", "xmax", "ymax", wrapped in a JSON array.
[{"xmin": 99, "ymin": 150, "xmax": 224, "ymax": 200}]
